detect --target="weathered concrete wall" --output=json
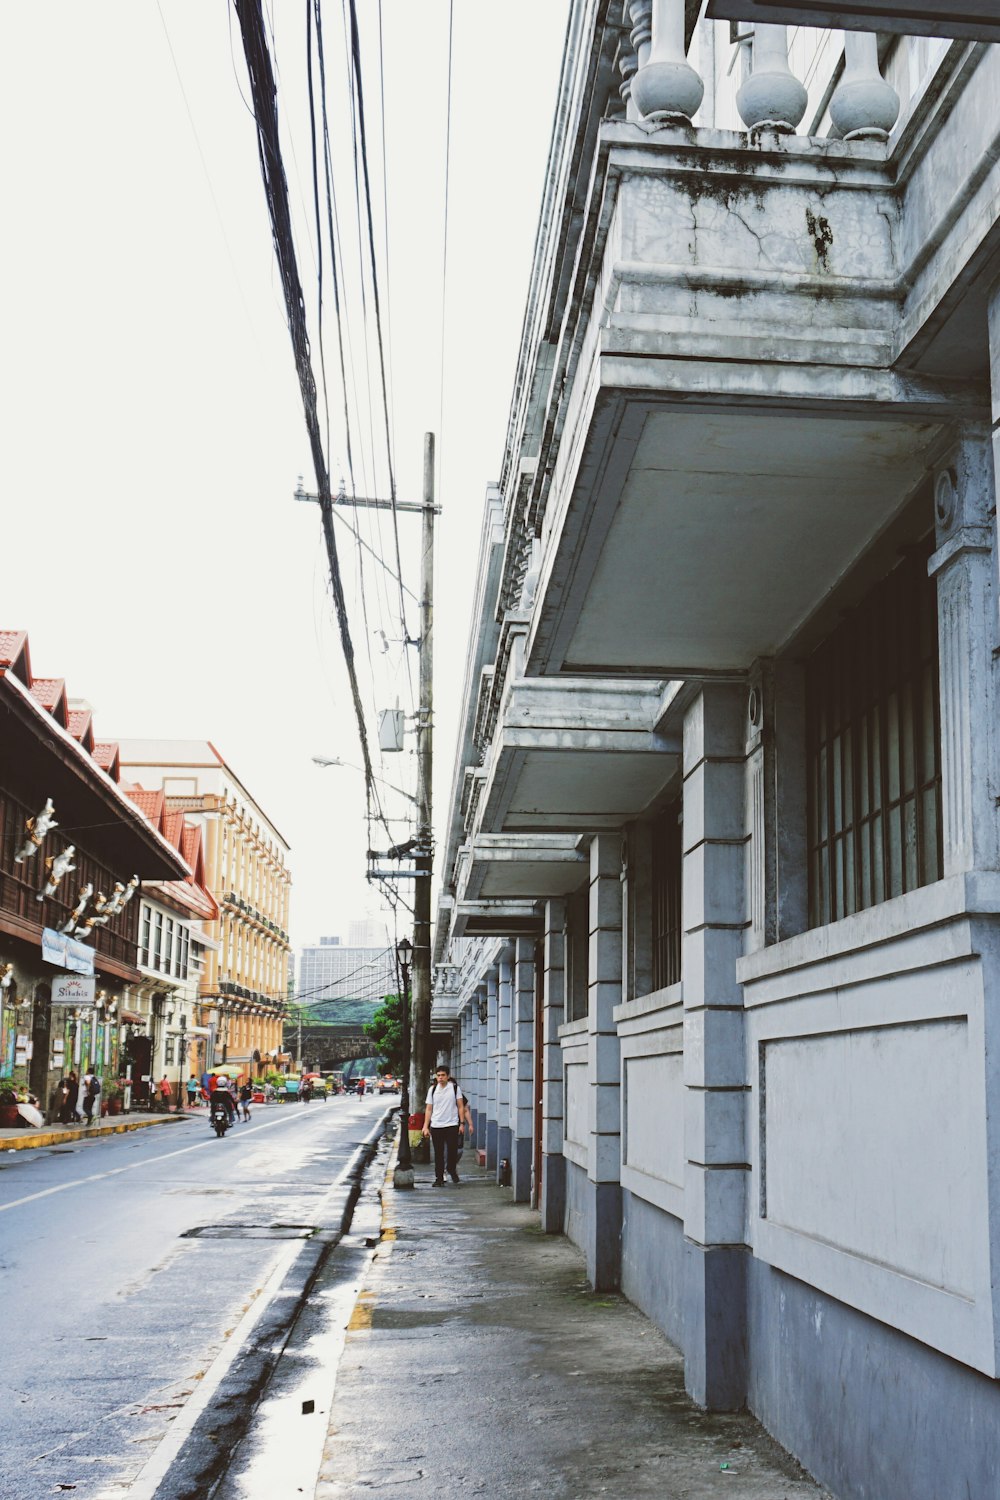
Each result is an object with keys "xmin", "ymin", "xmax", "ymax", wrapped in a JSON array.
[
  {"xmin": 747, "ymin": 1261, "xmax": 1000, "ymax": 1500},
  {"xmin": 621, "ymin": 1191, "xmax": 686, "ymax": 1352}
]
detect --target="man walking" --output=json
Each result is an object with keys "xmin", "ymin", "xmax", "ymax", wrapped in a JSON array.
[{"xmin": 422, "ymin": 1066, "xmax": 468, "ymax": 1186}]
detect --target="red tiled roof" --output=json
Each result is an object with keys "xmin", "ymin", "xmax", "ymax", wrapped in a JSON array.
[
  {"xmin": 159, "ymin": 878, "xmax": 219, "ymax": 922},
  {"xmin": 0, "ymin": 630, "xmax": 28, "ymax": 671},
  {"xmin": 68, "ymin": 708, "xmax": 93, "ymax": 742},
  {"xmin": 94, "ymin": 742, "xmax": 121, "ymax": 775},
  {"xmin": 180, "ymin": 824, "xmax": 201, "ymax": 868},
  {"xmin": 124, "ymin": 786, "xmax": 165, "ymax": 824},
  {"xmin": 30, "ymin": 677, "xmax": 66, "ymax": 713},
  {"xmin": 162, "ymin": 809, "xmax": 185, "ymax": 850}
]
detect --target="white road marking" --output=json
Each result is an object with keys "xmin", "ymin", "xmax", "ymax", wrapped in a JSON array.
[{"xmin": 0, "ymin": 1105, "xmax": 371, "ymax": 1215}]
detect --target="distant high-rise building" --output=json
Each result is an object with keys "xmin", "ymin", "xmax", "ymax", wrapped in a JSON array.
[
  {"xmin": 298, "ymin": 934, "xmax": 395, "ymax": 1010},
  {"xmin": 348, "ymin": 918, "xmax": 388, "ymax": 949}
]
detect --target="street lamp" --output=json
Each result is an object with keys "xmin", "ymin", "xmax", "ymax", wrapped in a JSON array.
[
  {"xmin": 394, "ymin": 936, "xmax": 414, "ymax": 1189},
  {"xmin": 176, "ymin": 1013, "xmax": 187, "ymax": 1113}
]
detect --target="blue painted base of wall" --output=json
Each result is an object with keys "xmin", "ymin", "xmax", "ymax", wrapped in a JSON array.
[
  {"xmin": 621, "ymin": 1191, "xmax": 686, "ymax": 1351},
  {"xmin": 684, "ymin": 1240, "xmax": 747, "ymax": 1411},
  {"xmin": 512, "ymin": 1135, "xmax": 532, "ymax": 1202},
  {"xmin": 541, "ymin": 1151, "xmax": 565, "ymax": 1233},
  {"xmin": 563, "ymin": 1158, "xmax": 621, "ymax": 1290},
  {"xmin": 497, "ymin": 1124, "xmax": 513, "ymax": 1183},
  {"xmin": 748, "ymin": 1260, "xmax": 1000, "ymax": 1500},
  {"xmin": 486, "ymin": 1117, "xmax": 498, "ymax": 1170}
]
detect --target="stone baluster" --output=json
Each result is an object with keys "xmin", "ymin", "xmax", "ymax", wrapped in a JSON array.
[
  {"xmin": 618, "ymin": 40, "xmax": 639, "ymax": 123},
  {"xmin": 829, "ymin": 32, "xmax": 900, "ymax": 141},
  {"xmin": 736, "ymin": 24, "xmax": 807, "ymax": 135},
  {"xmin": 629, "ymin": 0, "xmax": 704, "ymax": 125}
]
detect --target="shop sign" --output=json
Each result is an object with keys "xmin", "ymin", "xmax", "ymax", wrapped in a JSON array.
[
  {"xmin": 42, "ymin": 928, "xmax": 95, "ymax": 977},
  {"xmin": 50, "ymin": 974, "xmax": 96, "ymax": 1007}
]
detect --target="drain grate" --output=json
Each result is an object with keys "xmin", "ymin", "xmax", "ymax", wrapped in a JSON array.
[{"xmin": 182, "ymin": 1224, "xmax": 315, "ymax": 1240}]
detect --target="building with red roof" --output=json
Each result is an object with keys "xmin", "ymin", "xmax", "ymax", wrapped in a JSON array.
[{"xmin": 0, "ymin": 631, "xmax": 188, "ymax": 1109}]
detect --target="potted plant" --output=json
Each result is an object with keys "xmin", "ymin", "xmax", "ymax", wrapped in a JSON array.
[
  {"xmin": 0, "ymin": 1085, "xmax": 20, "ymax": 1128},
  {"xmin": 104, "ymin": 1083, "xmax": 124, "ymax": 1117}
]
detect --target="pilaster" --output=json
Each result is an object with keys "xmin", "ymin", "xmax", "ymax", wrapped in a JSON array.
[
  {"xmin": 586, "ymin": 833, "xmax": 623, "ymax": 1290},
  {"xmin": 511, "ymin": 937, "xmax": 535, "ymax": 1203},
  {"xmin": 541, "ymin": 898, "xmax": 567, "ymax": 1233},
  {"xmin": 929, "ymin": 426, "xmax": 1000, "ymax": 876},
  {"xmin": 682, "ymin": 684, "xmax": 749, "ymax": 1410},
  {"xmin": 485, "ymin": 967, "xmax": 499, "ymax": 1169},
  {"xmin": 497, "ymin": 953, "xmax": 513, "ymax": 1177}
]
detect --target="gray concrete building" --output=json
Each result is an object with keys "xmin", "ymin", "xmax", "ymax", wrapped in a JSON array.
[
  {"xmin": 431, "ymin": 7, "xmax": 1000, "ymax": 1498},
  {"xmin": 298, "ymin": 935, "xmax": 394, "ymax": 1011}
]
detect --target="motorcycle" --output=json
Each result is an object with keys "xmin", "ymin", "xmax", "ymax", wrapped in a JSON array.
[{"xmin": 210, "ymin": 1102, "xmax": 231, "ymax": 1138}]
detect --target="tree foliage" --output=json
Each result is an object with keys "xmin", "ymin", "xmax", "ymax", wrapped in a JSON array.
[{"xmin": 363, "ymin": 993, "xmax": 405, "ymax": 1074}]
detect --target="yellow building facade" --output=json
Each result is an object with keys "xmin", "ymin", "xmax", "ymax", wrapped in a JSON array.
[{"xmin": 117, "ymin": 741, "xmax": 292, "ymax": 1077}]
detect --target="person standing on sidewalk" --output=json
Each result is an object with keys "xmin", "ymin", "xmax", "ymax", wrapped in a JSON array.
[
  {"xmin": 422, "ymin": 1066, "xmax": 468, "ymax": 1186},
  {"xmin": 158, "ymin": 1075, "xmax": 172, "ymax": 1112}
]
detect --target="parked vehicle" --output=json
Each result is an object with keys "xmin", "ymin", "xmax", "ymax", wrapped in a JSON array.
[{"xmin": 377, "ymin": 1077, "xmax": 399, "ymax": 1094}]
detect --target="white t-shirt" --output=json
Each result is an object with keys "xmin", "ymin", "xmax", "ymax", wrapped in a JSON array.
[{"xmin": 425, "ymin": 1080, "xmax": 463, "ymax": 1128}]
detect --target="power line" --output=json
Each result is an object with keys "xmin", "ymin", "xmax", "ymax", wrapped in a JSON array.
[{"xmin": 233, "ymin": 0, "xmax": 375, "ymax": 803}]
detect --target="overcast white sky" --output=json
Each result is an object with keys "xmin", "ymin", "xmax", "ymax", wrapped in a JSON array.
[{"xmin": 1, "ymin": 1, "xmax": 569, "ymax": 954}]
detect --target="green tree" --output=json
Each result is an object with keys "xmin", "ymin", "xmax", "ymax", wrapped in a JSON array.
[{"xmin": 364, "ymin": 993, "xmax": 404, "ymax": 1074}]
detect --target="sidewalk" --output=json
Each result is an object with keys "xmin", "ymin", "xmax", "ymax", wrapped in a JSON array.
[
  {"xmin": 0, "ymin": 1107, "xmax": 190, "ymax": 1151},
  {"xmin": 317, "ymin": 1151, "xmax": 831, "ymax": 1500}
]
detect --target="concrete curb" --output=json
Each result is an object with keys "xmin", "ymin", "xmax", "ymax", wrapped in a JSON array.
[{"xmin": 0, "ymin": 1112, "xmax": 187, "ymax": 1151}]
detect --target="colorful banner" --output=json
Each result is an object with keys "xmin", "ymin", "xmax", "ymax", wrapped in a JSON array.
[{"xmin": 42, "ymin": 928, "xmax": 95, "ymax": 976}]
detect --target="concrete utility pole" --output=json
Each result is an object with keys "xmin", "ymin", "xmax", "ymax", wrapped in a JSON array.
[
  {"xmin": 295, "ymin": 431, "xmax": 438, "ymax": 1112},
  {"xmin": 411, "ymin": 432, "xmax": 435, "ymax": 1104}
]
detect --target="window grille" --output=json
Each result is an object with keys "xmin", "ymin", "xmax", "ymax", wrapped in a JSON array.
[
  {"xmin": 806, "ymin": 540, "xmax": 942, "ymax": 927},
  {"xmin": 651, "ymin": 800, "xmax": 682, "ymax": 989}
]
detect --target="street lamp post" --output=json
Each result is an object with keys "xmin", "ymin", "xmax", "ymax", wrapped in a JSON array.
[
  {"xmin": 176, "ymin": 1012, "xmax": 187, "ymax": 1113},
  {"xmin": 394, "ymin": 936, "xmax": 414, "ymax": 1189}
]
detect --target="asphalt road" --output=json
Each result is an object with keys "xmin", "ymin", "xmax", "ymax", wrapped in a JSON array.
[{"xmin": 0, "ymin": 1094, "xmax": 389, "ymax": 1500}]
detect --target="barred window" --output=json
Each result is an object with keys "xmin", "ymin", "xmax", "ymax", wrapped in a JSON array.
[
  {"xmin": 806, "ymin": 540, "xmax": 942, "ymax": 927},
  {"xmin": 651, "ymin": 800, "xmax": 682, "ymax": 989}
]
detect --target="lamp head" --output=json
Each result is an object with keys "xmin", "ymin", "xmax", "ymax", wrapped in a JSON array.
[{"xmin": 396, "ymin": 936, "xmax": 413, "ymax": 967}]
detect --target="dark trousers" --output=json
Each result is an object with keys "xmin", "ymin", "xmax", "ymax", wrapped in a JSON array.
[{"xmin": 430, "ymin": 1125, "xmax": 460, "ymax": 1181}]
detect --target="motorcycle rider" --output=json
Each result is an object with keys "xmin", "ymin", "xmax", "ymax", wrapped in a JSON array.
[{"xmin": 209, "ymin": 1079, "xmax": 236, "ymax": 1128}]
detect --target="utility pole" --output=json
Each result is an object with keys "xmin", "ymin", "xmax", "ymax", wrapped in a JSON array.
[
  {"xmin": 295, "ymin": 431, "xmax": 438, "ymax": 1117},
  {"xmin": 411, "ymin": 432, "xmax": 435, "ymax": 1107}
]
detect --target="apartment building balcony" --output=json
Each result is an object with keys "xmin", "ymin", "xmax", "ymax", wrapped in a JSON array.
[{"xmin": 502, "ymin": 4, "xmax": 998, "ymax": 696}]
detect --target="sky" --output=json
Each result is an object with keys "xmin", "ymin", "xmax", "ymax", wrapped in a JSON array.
[{"xmin": 1, "ymin": 1, "xmax": 570, "ymax": 955}]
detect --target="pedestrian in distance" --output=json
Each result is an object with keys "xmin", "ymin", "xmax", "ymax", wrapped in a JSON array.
[
  {"xmin": 56, "ymin": 1071, "xmax": 77, "ymax": 1124},
  {"xmin": 82, "ymin": 1070, "xmax": 101, "ymax": 1125},
  {"xmin": 186, "ymin": 1075, "xmax": 200, "ymax": 1108},
  {"xmin": 422, "ymin": 1066, "xmax": 469, "ymax": 1186},
  {"xmin": 158, "ymin": 1075, "xmax": 172, "ymax": 1112},
  {"xmin": 239, "ymin": 1082, "xmax": 252, "ymax": 1121}
]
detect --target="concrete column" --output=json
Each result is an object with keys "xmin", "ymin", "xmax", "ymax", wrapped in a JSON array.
[
  {"xmin": 496, "ymin": 953, "xmax": 513, "ymax": 1179},
  {"xmin": 511, "ymin": 938, "xmax": 535, "ymax": 1202},
  {"xmin": 585, "ymin": 833, "xmax": 623, "ymax": 1291},
  {"xmin": 541, "ymin": 898, "xmax": 567, "ymax": 1232},
  {"xmin": 459, "ymin": 1008, "xmax": 473, "ymax": 1126},
  {"xmin": 476, "ymin": 989, "xmax": 488, "ymax": 1152},
  {"xmin": 929, "ymin": 427, "xmax": 1000, "ymax": 876},
  {"xmin": 682, "ymin": 684, "xmax": 748, "ymax": 1410},
  {"xmin": 485, "ymin": 968, "xmax": 499, "ymax": 1170}
]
